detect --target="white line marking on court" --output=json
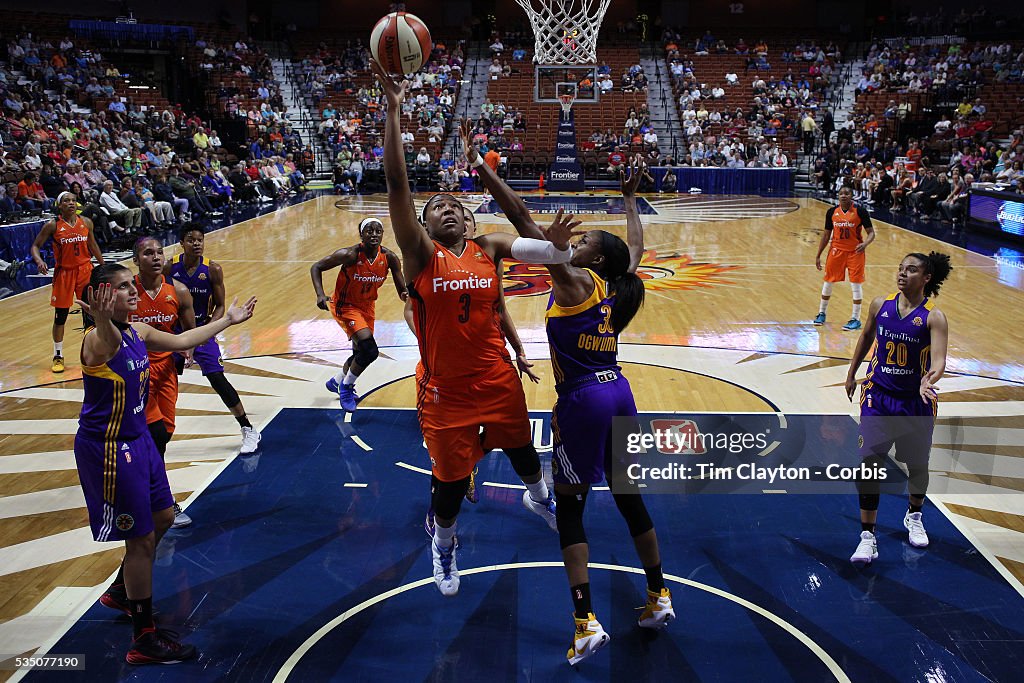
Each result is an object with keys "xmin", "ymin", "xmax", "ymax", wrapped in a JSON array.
[
  {"xmin": 343, "ymin": 483, "xmax": 368, "ymax": 488},
  {"xmin": 482, "ymin": 482, "xmax": 528, "ymax": 490},
  {"xmin": 395, "ymin": 461, "xmax": 431, "ymax": 475},
  {"xmin": 593, "ymin": 486, "xmax": 610, "ymax": 491},
  {"xmin": 271, "ymin": 562, "xmax": 852, "ymax": 683},
  {"xmin": 762, "ymin": 489, "xmax": 788, "ymax": 494},
  {"xmin": 350, "ymin": 435, "xmax": 373, "ymax": 451},
  {"xmin": 344, "ymin": 412, "xmax": 353, "ymax": 423}
]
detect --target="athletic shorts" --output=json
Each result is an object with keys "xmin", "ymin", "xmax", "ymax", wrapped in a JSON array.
[
  {"xmin": 824, "ymin": 248, "xmax": 865, "ymax": 284},
  {"xmin": 333, "ymin": 303, "xmax": 375, "ymax": 339},
  {"xmin": 551, "ymin": 373, "xmax": 638, "ymax": 486},
  {"xmin": 74, "ymin": 431, "xmax": 174, "ymax": 542},
  {"xmin": 859, "ymin": 382, "xmax": 936, "ymax": 466},
  {"xmin": 417, "ymin": 359, "xmax": 531, "ymax": 482},
  {"xmin": 174, "ymin": 336, "xmax": 224, "ymax": 376},
  {"xmin": 145, "ymin": 356, "xmax": 178, "ymax": 433},
  {"xmin": 51, "ymin": 263, "xmax": 93, "ymax": 309}
]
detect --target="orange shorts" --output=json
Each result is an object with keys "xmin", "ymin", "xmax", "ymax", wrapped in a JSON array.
[
  {"xmin": 333, "ymin": 304, "xmax": 375, "ymax": 339},
  {"xmin": 145, "ymin": 356, "xmax": 178, "ymax": 433},
  {"xmin": 50, "ymin": 263, "xmax": 93, "ymax": 309},
  {"xmin": 417, "ymin": 359, "xmax": 532, "ymax": 482},
  {"xmin": 824, "ymin": 248, "xmax": 865, "ymax": 284}
]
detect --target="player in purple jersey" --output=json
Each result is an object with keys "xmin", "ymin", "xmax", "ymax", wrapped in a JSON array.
[
  {"xmin": 466, "ymin": 132, "xmax": 673, "ymax": 665},
  {"xmin": 74, "ymin": 263, "xmax": 256, "ymax": 664},
  {"xmin": 163, "ymin": 224, "xmax": 261, "ymax": 455},
  {"xmin": 844, "ymin": 252, "xmax": 952, "ymax": 564}
]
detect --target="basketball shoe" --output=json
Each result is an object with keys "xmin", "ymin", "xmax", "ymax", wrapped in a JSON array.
[
  {"xmin": 240, "ymin": 426, "xmax": 261, "ymax": 454},
  {"xmin": 567, "ymin": 613, "xmax": 610, "ymax": 666},
  {"xmin": 904, "ymin": 511, "xmax": 929, "ymax": 548},
  {"xmin": 637, "ymin": 587, "xmax": 675, "ymax": 629},
  {"xmin": 812, "ymin": 313, "xmax": 826, "ymax": 326},
  {"xmin": 338, "ymin": 383, "xmax": 358, "ymax": 412},
  {"xmin": 326, "ymin": 377, "xmax": 340, "ymax": 394},
  {"xmin": 126, "ymin": 628, "xmax": 197, "ymax": 665},
  {"xmin": 99, "ymin": 583, "xmax": 131, "ymax": 615},
  {"xmin": 522, "ymin": 490, "xmax": 557, "ymax": 531},
  {"xmin": 843, "ymin": 319, "xmax": 863, "ymax": 331},
  {"xmin": 52, "ymin": 354, "xmax": 65, "ymax": 373},
  {"xmin": 171, "ymin": 503, "xmax": 192, "ymax": 529},
  {"xmin": 850, "ymin": 530, "xmax": 878, "ymax": 565},
  {"xmin": 431, "ymin": 537, "xmax": 459, "ymax": 596}
]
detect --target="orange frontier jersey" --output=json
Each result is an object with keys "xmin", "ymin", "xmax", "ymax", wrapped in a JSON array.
[
  {"xmin": 129, "ymin": 275, "xmax": 179, "ymax": 361},
  {"xmin": 53, "ymin": 215, "xmax": 92, "ymax": 269},
  {"xmin": 333, "ymin": 246, "xmax": 390, "ymax": 310},
  {"xmin": 826, "ymin": 204, "xmax": 872, "ymax": 252},
  {"xmin": 410, "ymin": 240, "xmax": 509, "ymax": 382}
]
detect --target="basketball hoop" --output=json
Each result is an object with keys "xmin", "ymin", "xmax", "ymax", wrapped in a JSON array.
[
  {"xmin": 514, "ymin": 0, "xmax": 611, "ymax": 64},
  {"xmin": 558, "ymin": 93, "xmax": 576, "ymax": 119}
]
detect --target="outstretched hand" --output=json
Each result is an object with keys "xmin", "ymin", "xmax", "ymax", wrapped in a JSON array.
[
  {"xmin": 368, "ymin": 58, "xmax": 407, "ymax": 107},
  {"xmin": 541, "ymin": 208, "xmax": 584, "ymax": 251},
  {"xmin": 459, "ymin": 119, "xmax": 480, "ymax": 166},
  {"xmin": 620, "ymin": 155, "xmax": 646, "ymax": 196},
  {"xmin": 920, "ymin": 370, "xmax": 939, "ymax": 404},
  {"xmin": 75, "ymin": 283, "xmax": 116, "ymax": 324},
  {"xmin": 225, "ymin": 296, "xmax": 257, "ymax": 325}
]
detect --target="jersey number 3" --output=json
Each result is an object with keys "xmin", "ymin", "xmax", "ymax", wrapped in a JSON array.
[{"xmin": 458, "ymin": 293, "xmax": 471, "ymax": 323}]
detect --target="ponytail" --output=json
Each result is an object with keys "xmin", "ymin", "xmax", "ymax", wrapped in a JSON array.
[
  {"xmin": 594, "ymin": 230, "xmax": 645, "ymax": 332},
  {"xmin": 609, "ymin": 272, "xmax": 645, "ymax": 332},
  {"xmin": 906, "ymin": 251, "xmax": 952, "ymax": 297}
]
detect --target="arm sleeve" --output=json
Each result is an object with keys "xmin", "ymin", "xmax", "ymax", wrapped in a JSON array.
[
  {"xmin": 510, "ymin": 237, "xmax": 574, "ymax": 264},
  {"xmin": 824, "ymin": 207, "xmax": 835, "ymax": 231},
  {"xmin": 858, "ymin": 208, "xmax": 873, "ymax": 229}
]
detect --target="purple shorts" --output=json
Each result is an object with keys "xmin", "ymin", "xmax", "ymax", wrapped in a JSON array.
[
  {"xmin": 859, "ymin": 383, "xmax": 936, "ymax": 465},
  {"xmin": 551, "ymin": 373, "xmax": 638, "ymax": 486},
  {"xmin": 74, "ymin": 432, "xmax": 175, "ymax": 542},
  {"xmin": 174, "ymin": 337, "xmax": 224, "ymax": 376}
]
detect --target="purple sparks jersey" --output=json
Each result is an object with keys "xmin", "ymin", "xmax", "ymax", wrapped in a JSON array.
[
  {"xmin": 79, "ymin": 323, "xmax": 150, "ymax": 441},
  {"xmin": 169, "ymin": 254, "xmax": 213, "ymax": 324},
  {"xmin": 546, "ymin": 269, "xmax": 619, "ymax": 386},
  {"xmin": 867, "ymin": 292, "xmax": 933, "ymax": 395}
]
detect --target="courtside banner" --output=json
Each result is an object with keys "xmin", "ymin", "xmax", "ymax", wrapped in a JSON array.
[{"xmin": 608, "ymin": 414, "xmax": 981, "ymax": 495}]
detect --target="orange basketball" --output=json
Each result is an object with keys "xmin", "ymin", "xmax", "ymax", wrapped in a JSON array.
[{"xmin": 370, "ymin": 12, "xmax": 432, "ymax": 75}]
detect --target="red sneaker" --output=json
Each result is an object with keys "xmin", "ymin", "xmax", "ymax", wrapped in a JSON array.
[{"xmin": 126, "ymin": 628, "xmax": 197, "ymax": 665}]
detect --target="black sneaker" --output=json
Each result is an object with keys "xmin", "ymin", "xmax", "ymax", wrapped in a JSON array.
[
  {"xmin": 126, "ymin": 628, "xmax": 197, "ymax": 665},
  {"xmin": 99, "ymin": 583, "xmax": 130, "ymax": 615}
]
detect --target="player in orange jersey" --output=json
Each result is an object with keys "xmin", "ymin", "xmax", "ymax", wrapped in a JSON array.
[
  {"xmin": 814, "ymin": 186, "xmax": 875, "ymax": 330},
  {"xmin": 374, "ymin": 59, "xmax": 578, "ymax": 596},
  {"xmin": 30, "ymin": 191, "xmax": 105, "ymax": 372},
  {"xmin": 129, "ymin": 237, "xmax": 196, "ymax": 528},
  {"xmin": 311, "ymin": 217, "xmax": 407, "ymax": 411}
]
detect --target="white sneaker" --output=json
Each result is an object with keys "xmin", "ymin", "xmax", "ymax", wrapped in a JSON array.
[
  {"xmin": 637, "ymin": 588, "xmax": 675, "ymax": 629},
  {"xmin": 240, "ymin": 426, "xmax": 261, "ymax": 454},
  {"xmin": 850, "ymin": 530, "xmax": 878, "ymax": 565},
  {"xmin": 431, "ymin": 537, "xmax": 459, "ymax": 596},
  {"xmin": 904, "ymin": 511, "xmax": 929, "ymax": 548},
  {"xmin": 567, "ymin": 613, "xmax": 610, "ymax": 666},
  {"xmin": 522, "ymin": 490, "xmax": 558, "ymax": 532},
  {"xmin": 171, "ymin": 503, "xmax": 192, "ymax": 529}
]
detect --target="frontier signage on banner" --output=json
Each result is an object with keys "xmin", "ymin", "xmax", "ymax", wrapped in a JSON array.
[{"xmin": 548, "ymin": 110, "xmax": 584, "ymax": 191}]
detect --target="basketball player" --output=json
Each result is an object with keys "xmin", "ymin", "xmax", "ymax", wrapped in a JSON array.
[
  {"xmin": 467, "ymin": 132, "xmax": 674, "ymax": 663},
  {"xmin": 131, "ymin": 237, "xmax": 196, "ymax": 528},
  {"xmin": 164, "ymin": 224, "xmax": 261, "ymax": 454},
  {"xmin": 30, "ymin": 191, "xmax": 105, "ymax": 372},
  {"xmin": 404, "ymin": 205, "xmax": 541, "ymax": 511},
  {"xmin": 814, "ymin": 186, "xmax": 875, "ymax": 330},
  {"xmin": 74, "ymin": 263, "xmax": 255, "ymax": 663},
  {"xmin": 844, "ymin": 252, "xmax": 952, "ymax": 564},
  {"xmin": 374, "ymin": 59, "xmax": 569, "ymax": 596},
  {"xmin": 311, "ymin": 217, "xmax": 407, "ymax": 411}
]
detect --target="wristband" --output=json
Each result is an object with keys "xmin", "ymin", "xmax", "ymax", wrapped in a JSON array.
[{"xmin": 470, "ymin": 155, "xmax": 485, "ymax": 168}]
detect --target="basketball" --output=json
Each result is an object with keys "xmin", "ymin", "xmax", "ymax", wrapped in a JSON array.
[{"xmin": 370, "ymin": 12, "xmax": 432, "ymax": 75}]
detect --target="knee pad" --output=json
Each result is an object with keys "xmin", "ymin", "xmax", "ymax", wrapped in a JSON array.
[
  {"xmin": 431, "ymin": 475, "xmax": 469, "ymax": 520},
  {"xmin": 206, "ymin": 372, "xmax": 242, "ymax": 410},
  {"xmin": 856, "ymin": 454, "xmax": 885, "ymax": 500},
  {"xmin": 555, "ymin": 489, "xmax": 589, "ymax": 549},
  {"xmin": 611, "ymin": 492, "xmax": 654, "ymax": 538},
  {"xmin": 54, "ymin": 308, "xmax": 70, "ymax": 325},
  {"xmin": 352, "ymin": 336, "xmax": 379, "ymax": 368},
  {"xmin": 851, "ymin": 283, "xmax": 863, "ymax": 301},
  {"xmin": 821, "ymin": 281, "xmax": 834, "ymax": 297},
  {"xmin": 503, "ymin": 443, "xmax": 541, "ymax": 478}
]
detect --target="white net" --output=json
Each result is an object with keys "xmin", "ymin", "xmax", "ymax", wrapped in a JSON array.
[
  {"xmin": 514, "ymin": 0, "xmax": 611, "ymax": 64},
  {"xmin": 558, "ymin": 93, "xmax": 575, "ymax": 118}
]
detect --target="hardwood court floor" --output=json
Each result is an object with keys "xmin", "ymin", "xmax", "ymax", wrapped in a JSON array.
[{"xmin": 0, "ymin": 192, "xmax": 1022, "ymax": 668}]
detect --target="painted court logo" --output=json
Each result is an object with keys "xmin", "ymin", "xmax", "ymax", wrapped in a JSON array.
[{"xmin": 502, "ymin": 250, "xmax": 741, "ymax": 297}]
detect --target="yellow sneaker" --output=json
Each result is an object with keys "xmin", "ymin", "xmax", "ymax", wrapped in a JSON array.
[
  {"xmin": 51, "ymin": 355, "xmax": 65, "ymax": 373},
  {"xmin": 566, "ymin": 612, "xmax": 609, "ymax": 666},
  {"xmin": 637, "ymin": 587, "xmax": 675, "ymax": 629}
]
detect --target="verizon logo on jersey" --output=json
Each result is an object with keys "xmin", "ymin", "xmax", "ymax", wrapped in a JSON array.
[{"xmin": 432, "ymin": 275, "xmax": 493, "ymax": 292}]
